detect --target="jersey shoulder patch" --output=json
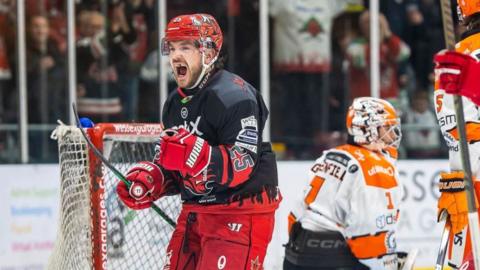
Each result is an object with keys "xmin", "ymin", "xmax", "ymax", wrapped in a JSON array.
[
  {"xmin": 325, "ymin": 151, "xmax": 351, "ymax": 167},
  {"xmin": 311, "ymin": 149, "xmax": 355, "ymax": 181}
]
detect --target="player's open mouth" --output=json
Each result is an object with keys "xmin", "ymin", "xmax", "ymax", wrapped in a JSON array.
[{"xmin": 176, "ymin": 65, "xmax": 187, "ymax": 78}]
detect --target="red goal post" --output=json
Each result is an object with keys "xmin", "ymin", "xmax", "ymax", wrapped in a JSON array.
[{"xmin": 48, "ymin": 123, "xmax": 181, "ymax": 270}]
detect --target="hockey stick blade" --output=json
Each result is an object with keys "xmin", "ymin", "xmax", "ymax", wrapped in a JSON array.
[{"xmin": 71, "ymin": 103, "xmax": 176, "ymax": 227}]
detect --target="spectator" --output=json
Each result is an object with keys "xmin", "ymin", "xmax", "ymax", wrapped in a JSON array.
[
  {"xmin": 109, "ymin": 1, "xmax": 139, "ymax": 120},
  {"xmin": 329, "ymin": 5, "xmax": 364, "ymax": 131},
  {"xmin": 76, "ymin": 10, "xmax": 121, "ymax": 122},
  {"xmin": 270, "ymin": 0, "xmax": 352, "ymax": 158},
  {"xmin": 346, "ymin": 11, "xmax": 411, "ymax": 103},
  {"xmin": 0, "ymin": 0, "xmax": 14, "ymax": 163},
  {"xmin": 25, "ymin": 0, "xmax": 67, "ymax": 53},
  {"xmin": 26, "ymin": 14, "xmax": 66, "ymax": 123},
  {"xmin": 25, "ymin": 14, "xmax": 66, "ymax": 161},
  {"xmin": 404, "ymin": 0, "xmax": 444, "ymax": 90},
  {"xmin": 402, "ymin": 91, "xmax": 442, "ymax": 158},
  {"xmin": 377, "ymin": 0, "xmax": 420, "ymax": 40}
]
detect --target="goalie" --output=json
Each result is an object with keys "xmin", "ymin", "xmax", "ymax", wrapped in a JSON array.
[
  {"xmin": 432, "ymin": 0, "xmax": 480, "ymax": 268},
  {"xmin": 284, "ymin": 97, "xmax": 407, "ymax": 270},
  {"xmin": 115, "ymin": 14, "xmax": 281, "ymax": 270}
]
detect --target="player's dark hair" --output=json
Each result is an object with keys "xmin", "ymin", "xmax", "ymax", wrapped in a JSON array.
[
  {"xmin": 467, "ymin": 13, "xmax": 480, "ymax": 30},
  {"xmin": 192, "ymin": 40, "xmax": 225, "ymax": 70}
]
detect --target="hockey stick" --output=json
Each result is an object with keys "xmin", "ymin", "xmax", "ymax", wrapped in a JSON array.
[
  {"xmin": 71, "ymin": 103, "xmax": 177, "ymax": 228},
  {"xmin": 439, "ymin": 1, "xmax": 480, "ymax": 270},
  {"xmin": 435, "ymin": 211, "xmax": 451, "ymax": 270},
  {"xmin": 401, "ymin": 248, "xmax": 419, "ymax": 270}
]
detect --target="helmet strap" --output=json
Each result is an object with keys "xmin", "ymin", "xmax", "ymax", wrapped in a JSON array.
[{"xmin": 187, "ymin": 51, "xmax": 218, "ymax": 89}]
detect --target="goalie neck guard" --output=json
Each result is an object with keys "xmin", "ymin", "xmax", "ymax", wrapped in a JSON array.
[{"xmin": 346, "ymin": 97, "xmax": 402, "ymax": 152}]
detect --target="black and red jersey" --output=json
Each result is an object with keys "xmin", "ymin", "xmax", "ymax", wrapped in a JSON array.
[{"xmin": 160, "ymin": 69, "xmax": 280, "ymax": 212}]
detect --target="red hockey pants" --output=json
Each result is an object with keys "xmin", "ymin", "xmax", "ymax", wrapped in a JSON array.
[{"xmin": 163, "ymin": 210, "xmax": 275, "ymax": 270}]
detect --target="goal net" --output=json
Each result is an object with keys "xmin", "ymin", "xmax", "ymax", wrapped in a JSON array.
[{"xmin": 48, "ymin": 123, "xmax": 181, "ymax": 270}]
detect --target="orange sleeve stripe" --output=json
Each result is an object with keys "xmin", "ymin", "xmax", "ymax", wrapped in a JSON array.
[
  {"xmin": 304, "ymin": 176, "xmax": 325, "ymax": 205},
  {"xmin": 346, "ymin": 232, "xmax": 388, "ymax": 259},
  {"xmin": 288, "ymin": 212, "xmax": 296, "ymax": 234},
  {"xmin": 448, "ymin": 122, "xmax": 480, "ymax": 142}
]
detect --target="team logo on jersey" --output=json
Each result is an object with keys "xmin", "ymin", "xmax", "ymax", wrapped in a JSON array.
[
  {"xmin": 348, "ymin": 164, "xmax": 358, "ymax": 173},
  {"xmin": 376, "ymin": 212, "xmax": 398, "ymax": 229},
  {"xmin": 183, "ymin": 168, "xmax": 215, "ymax": 196},
  {"xmin": 181, "ymin": 107, "xmax": 188, "ymax": 119},
  {"xmin": 367, "ymin": 165, "xmax": 394, "ymax": 176},
  {"xmin": 170, "ymin": 116, "xmax": 204, "ymax": 136}
]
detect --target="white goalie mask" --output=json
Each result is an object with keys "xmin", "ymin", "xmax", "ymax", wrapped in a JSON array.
[{"xmin": 346, "ymin": 97, "xmax": 402, "ymax": 151}]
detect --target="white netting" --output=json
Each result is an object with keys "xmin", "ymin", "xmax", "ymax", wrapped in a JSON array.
[
  {"xmin": 48, "ymin": 125, "xmax": 92, "ymax": 269},
  {"xmin": 48, "ymin": 124, "xmax": 181, "ymax": 270}
]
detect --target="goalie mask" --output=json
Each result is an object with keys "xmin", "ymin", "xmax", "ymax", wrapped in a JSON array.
[
  {"xmin": 346, "ymin": 97, "xmax": 402, "ymax": 151},
  {"xmin": 457, "ymin": 0, "xmax": 480, "ymax": 24}
]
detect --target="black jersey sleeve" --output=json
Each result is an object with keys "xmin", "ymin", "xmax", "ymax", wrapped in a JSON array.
[{"xmin": 206, "ymin": 88, "xmax": 264, "ymax": 188}]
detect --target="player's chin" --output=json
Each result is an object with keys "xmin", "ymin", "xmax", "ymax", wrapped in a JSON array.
[{"xmin": 174, "ymin": 75, "xmax": 190, "ymax": 88}]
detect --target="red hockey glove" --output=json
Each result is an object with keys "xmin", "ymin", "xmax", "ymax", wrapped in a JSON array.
[
  {"xmin": 116, "ymin": 161, "xmax": 166, "ymax": 210},
  {"xmin": 155, "ymin": 128, "xmax": 211, "ymax": 177},
  {"xmin": 434, "ymin": 50, "xmax": 480, "ymax": 106}
]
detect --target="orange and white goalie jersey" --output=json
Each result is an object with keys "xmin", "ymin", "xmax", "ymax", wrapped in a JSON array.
[
  {"xmin": 289, "ymin": 144, "xmax": 402, "ymax": 270},
  {"xmin": 434, "ymin": 31, "xmax": 480, "ymax": 269}
]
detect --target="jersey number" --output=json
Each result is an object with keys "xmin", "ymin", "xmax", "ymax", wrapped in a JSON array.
[
  {"xmin": 385, "ymin": 192, "xmax": 394, "ymax": 209},
  {"xmin": 304, "ymin": 176, "xmax": 325, "ymax": 205},
  {"xmin": 229, "ymin": 146, "xmax": 254, "ymax": 172},
  {"xmin": 435, "ymin": 93, "xmax": 444, "ymax": 113}
]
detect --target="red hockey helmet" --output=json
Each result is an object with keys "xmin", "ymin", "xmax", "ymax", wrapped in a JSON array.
[
  {"xmin": 161, "ymin": 13, "xmax": 223, "ymax": 56},
  {"xmin": 457, "ymin": 0, "xmax": 480, "ymax": 22}
]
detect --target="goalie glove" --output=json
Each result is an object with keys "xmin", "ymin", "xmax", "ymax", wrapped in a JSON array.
[
  {"xmin": 155, "ymin": 128, "xmax": 212, "ymax": 177},
  {"xmin": 434, "ymin": 50, "xmax": 480, "ymax": 106},
  {"xmin": 437, "ymin": 171, "xmax": 479, "ymax": 234},
  {"xmin": 116, "ymin": 161, "xmax": 166, "ymax": 210}
]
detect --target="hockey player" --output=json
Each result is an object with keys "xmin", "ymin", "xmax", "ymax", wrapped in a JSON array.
[
  {"xmin": 433, "ymin": 0, "xmax": 480, "ymax": 268},
  {"xmin": 283, "ymin": 97, "xmax": 404, "ymax": 270},
  {"xmin": 115, "ymin": 14, "xmax": 281, "ymax": 270}
]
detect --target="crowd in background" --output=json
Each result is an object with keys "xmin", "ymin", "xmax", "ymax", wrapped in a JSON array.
[{"xmin": 0, "ymin": 0, "xmax": 456, "ymax": 163}]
